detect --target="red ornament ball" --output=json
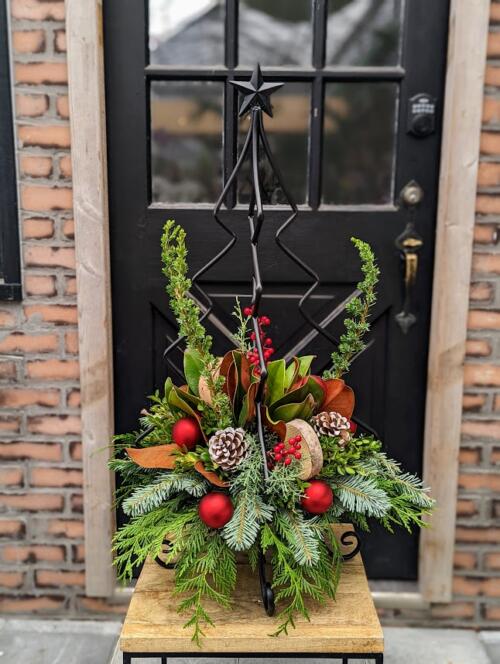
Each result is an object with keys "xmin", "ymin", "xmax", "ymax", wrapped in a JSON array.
[
  {"xmin": 172, "ymin": 417, "xmax": 202, "ymax": 451},
  {"xmin": 198, "ymin": 492, "xmax": 234, "ymax": 529},
  {"xmin": 301, "ymin": 480, "xmax": 333, "ymax": 515}
]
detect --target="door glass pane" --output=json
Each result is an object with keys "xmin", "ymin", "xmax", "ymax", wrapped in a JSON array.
[
  {"xmin": 326, "ymin": 0, "xmax": 403, "ymax": 66},
  {"xmin": 150, "ymin": 81, "xmax": 223, "ymax": 203},
  {"xmin": 237, "ymin": 83, "xmax": 310, "ymax": 205},
  {"xmin": 239, "ymin": 0, "xmax": 312, "ymax": 67},
  {"xmin": 149, "ymin": 0, "xmax": 224, "ymax": 65},
  {"xmin": 322, "ymin": 83, "xmax": 397, "ymax": 205}
]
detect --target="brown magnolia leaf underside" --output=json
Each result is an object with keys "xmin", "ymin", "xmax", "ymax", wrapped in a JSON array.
[
  {"xmin": 194, "ymin": 461, "xmax": 229, "ymax": 487},
  {"xmin": 126, "ymin": 445, "xmax": 228, "ymax": 487},
  {"xmin": 126, "ymin": 444, "xmax": 178, "ymax": 469}
]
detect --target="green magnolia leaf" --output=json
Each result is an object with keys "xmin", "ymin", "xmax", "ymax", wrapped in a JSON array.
[
  {"xmin": 297, "ymin": 355, "xmax": 315, "ymax": 378},
  {"xmin": 270, "ymin": 377, "xmax": 324, "ymax": 414},
  {"xmin": 168, "ymin": 386, "xmax": 198, "ymax": 418},
  {"xmin": 273, "ymin": 394, "xmax": 315, "ymax": 423},
  {"xmin": 266, "ymin": 359, "xmax": 286, "ymax": 404},
  {"xmin": 183, "ymin": 347, "xmax": 204, "ymax": 395},
  {"xmin": 164, "ymin": 377, "xmax": 174, "ymax": 401},
  {"xmin": 284, "ymin": 357, "xmax": 300, "ymax": 389}
]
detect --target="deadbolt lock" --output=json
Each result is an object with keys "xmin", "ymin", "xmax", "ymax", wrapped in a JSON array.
[{"xmin": 400, "ymin": 180, "xmax": 424, "ymax": 207}]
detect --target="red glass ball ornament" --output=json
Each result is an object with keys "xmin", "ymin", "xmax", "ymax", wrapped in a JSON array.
[
  {"xmin": 301, "ymin": 480, "xmax": 333, "ymax": 515},
  {"xmin": 198, "ymin": 492, "xmax": 234, "ymax": 529},
  {"xmin": 172, "ymin": 417, "xmax": 202, "ymax": 451}
]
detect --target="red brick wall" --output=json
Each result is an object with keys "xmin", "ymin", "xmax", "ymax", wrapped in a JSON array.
[
  {"xmin": 1, "ymin": 0, "xmax": 499, "ymax": 623},
  {"xmin": 0, "ymin": 0, "xmax": 90, "ymax": 615}
]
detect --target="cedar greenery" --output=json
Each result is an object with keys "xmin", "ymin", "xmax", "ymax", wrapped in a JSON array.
[
  {"xmin": 324, "ymin": 237, "xmax": 380, "ymax": 379},
  {"xmin": 110, "ymin": 220, "xmax": 434, "ymax": 646}
]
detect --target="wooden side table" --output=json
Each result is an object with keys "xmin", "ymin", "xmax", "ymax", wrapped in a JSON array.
[{"xmin": 120, "ymin": 543, "xmax": 384, "ymax": 664}]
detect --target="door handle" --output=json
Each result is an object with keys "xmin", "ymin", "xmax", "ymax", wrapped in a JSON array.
[
  {"xmin": 395, "ymin": 181, "xmax": 424, "ymax": 334},
  {"xmin": 395, "ymin": 235, "xmax": 423, "ymax": 333}
]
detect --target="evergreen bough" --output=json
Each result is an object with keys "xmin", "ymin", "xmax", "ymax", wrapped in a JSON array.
[{"xmin": 324, "ymin": 237, "xmax": 380, "ymax": 379}]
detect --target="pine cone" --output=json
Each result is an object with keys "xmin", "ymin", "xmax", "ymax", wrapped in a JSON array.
[
  {"xmin": 208, "ymin": 427, "xmax": 249, "ymax": 471},
  {"xmin": 311, "ymin": 411, "xmax": 351, "ymax": 445}
]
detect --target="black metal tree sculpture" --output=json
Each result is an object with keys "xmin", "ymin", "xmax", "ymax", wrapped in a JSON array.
[{"xmin": 158, "ymin": 64, "xmax": 362, "ymax": 615}]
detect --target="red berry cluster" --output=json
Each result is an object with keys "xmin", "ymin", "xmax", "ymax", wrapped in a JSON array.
[
  {"xmin": 268, "ymin": 435, "xmax": 302, "ymax": 468},
  {"xmin": 243, "ymin": 307, "xmax": 275, "ymax": 372}
]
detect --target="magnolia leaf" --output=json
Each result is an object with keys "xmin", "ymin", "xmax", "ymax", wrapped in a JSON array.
[
  {"xmin": 183, "ymin": 347, "xmax": 204, "ymax": 396},
  {"xmin": 238, "ymin": 381, "xmax": 258, "ymax": 427},
  {"xmin": 297, "ymin": 355, "xmax": 315, "ymax": 378},
  {"xmin": 284, "ymin": 357, "xmax": 300, "ymax": 389},
  {"xmin": 219, "ymin": 350, "xmax": 235, "ymax": 393},
  {"xmin": 194, "ymin": 460, "xmax": 229, "ymax": 487},
  {"xmin": 164, "ymin": 377, "xmax": 174, "ymax": 401},
  {"xmin": 266, "ymin": 359, "xmax": 286, "ymax": 404},
  {"xmin": 167, "ymin": 387, "xmax": 207, "ymax": 441},
  {"xmin": 238, "ymin": 351, "xmax": 251, "ymax": 392},
  {"xmin": 126, "ymin": 444, "xmax": 179, "ymax": 469},
  {"xmin": 270, "ymin": 377, "xmax": 324, "ymax": 415},
  {"xmin": 320, "ymin": 378, "xmax": 345, "ymax": 409},
  {"xmin": 262, "ymin": 406, "xmax": 287, "ymax": 440},
  {"xmin": 273, "ymin": 394, "xmax": 315, "ymax": 423},
  {"xmin": 322, "ymin": 383, "xmax": 355, "ymax": 418}
]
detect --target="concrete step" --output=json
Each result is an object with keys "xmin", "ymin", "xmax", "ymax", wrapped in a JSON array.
[{"xmin": 0, "ymin": 618, "xmax": 121, "ymax": 664}]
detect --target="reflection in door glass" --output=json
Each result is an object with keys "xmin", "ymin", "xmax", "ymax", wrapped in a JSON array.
[
  {"xmin": 322, "ymin": 83, "xmax": 397, "ymax": 205},
  {"xmin": 150, "ymin": 81, "xmax": 223, "ymax": 203},
  {"xmin": 326, "ymin": 0, "xmax": 403, "ymax": 66},
  {"xmin": 237, "ymin": 83, "xmax": 310, "ymax": 205},
  {"xmin": 239, "ymin": 0, "xmax": 312, "ymax": 67},
  {"xmin": 148, "ymin": 0, "xmax": 224, "ymax": 65}
]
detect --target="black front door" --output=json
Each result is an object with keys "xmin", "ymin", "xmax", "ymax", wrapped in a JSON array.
[{"xmin": 104, "ymin": 0, "xmax": 449, "ymax": 579}]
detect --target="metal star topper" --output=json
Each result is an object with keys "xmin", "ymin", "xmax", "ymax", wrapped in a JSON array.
[{"xmin": 230, "ymin": 63, "xmax": 284, "ymax": 117}]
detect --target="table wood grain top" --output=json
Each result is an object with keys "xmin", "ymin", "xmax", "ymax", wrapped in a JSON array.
[{"xmin": 120, "ymin": 527, "xmax": 383, "ymax": 654}]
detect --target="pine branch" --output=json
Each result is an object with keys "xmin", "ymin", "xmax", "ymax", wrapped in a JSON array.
[
  {"xmin": 351, "ymin": 452, "xmax": 434, "ymax": 532},
  {"xmin": 261, "ymin": 516, "xmax": 342, "ymax": 637},
  {"xmin": 223, "ymin": 436, "xmax": 273, "ymax": 550},
  {"xmin": 324, "ymin": 237, "xmax": 379, "ymax": 379},
  {"xmin": 122, "ymin": 473, "xmax": 209, "ymax": 517},
  {"xmin": 329, "ymin": 474, "xmax": 391, "ymax": 517},
  {"xmin": 274, "ymin": 511, "xmax": 320, "ymax": 567}
]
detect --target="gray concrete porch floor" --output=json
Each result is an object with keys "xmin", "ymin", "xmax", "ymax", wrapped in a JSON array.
[{"xmin": 0, "ymin": 620, "xmax": 498, "ymax": 664}]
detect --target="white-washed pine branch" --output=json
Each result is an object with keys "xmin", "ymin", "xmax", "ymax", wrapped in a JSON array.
[
  {"xmin": 123, "ymin": 473, "xmax": 209, "ymax": 517},
  {"xmin": 330, "ymin": 474, "xmax": 391, "ymax": 517},
  {"xmin": 275, "ymin": 510, "xmax": 320, "ymax": 567}
]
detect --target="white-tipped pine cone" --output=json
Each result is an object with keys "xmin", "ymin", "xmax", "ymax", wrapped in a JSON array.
[
  {"xmin": 311, "ymin": 411, "xmax": 351, "ymax": 445},
  {"xmin": 208, "ymin": 427, "xmax": 249, "ymax": 471}
]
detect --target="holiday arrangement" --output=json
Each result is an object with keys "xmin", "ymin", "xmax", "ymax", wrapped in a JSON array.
[{"xmin": 110, "ymin": 220, "xmax": 434, "ymax": 644}]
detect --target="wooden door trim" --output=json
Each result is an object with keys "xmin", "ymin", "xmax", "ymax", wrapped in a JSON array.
[
  {"xmin": 419, "ymin": 0, "xmax": 490, "ymax": 602},
  {"xmin": 66, "ymin": 0, "xmax": 489, "ymax": 600},
  {"xmin": 66, "ymin": 0, "xmax": 115, "ymax": 597}
]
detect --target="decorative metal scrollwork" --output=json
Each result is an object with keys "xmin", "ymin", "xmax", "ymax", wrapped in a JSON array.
[
  {"xmin": 340, "ymin": 530, "xmax": 362, "ymax": 561},
  {"xmin": 151, "ymin": 64, "xmax": 367, "ymax": 612}
]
